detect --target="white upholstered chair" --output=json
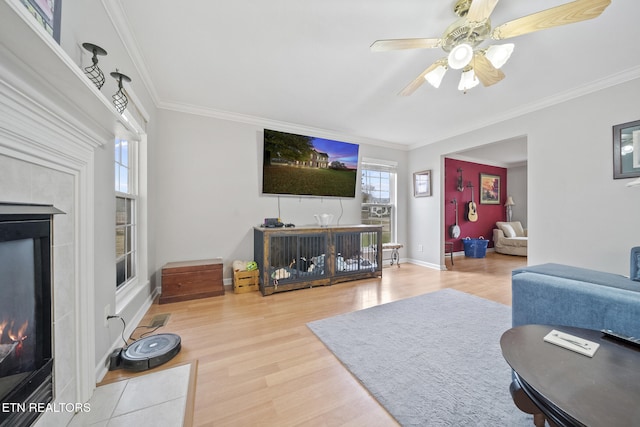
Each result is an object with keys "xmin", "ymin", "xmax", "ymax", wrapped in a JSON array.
[{"xmin": 493, "ymin": 221, "xmax": 527, "ymax": 256}]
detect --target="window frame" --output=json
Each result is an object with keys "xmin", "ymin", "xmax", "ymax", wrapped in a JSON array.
[
  {"xmin": 115, "ymin": 138, "xmax": 138, "ymax": 290},
  {"xmin": 360, "ymin": 158, "xmax": 398, "ymax": 244}
]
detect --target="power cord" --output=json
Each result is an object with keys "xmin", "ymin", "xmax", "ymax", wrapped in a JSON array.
[
  {"xmin": 133, "ymin": 324, "xmax": 164, "ymax": 339},
  {"xmin": 107, "ymin": 315, "xmax": 128, "ymax": 348},
  {"xmin": 108, "ymin": 315, "xmax": 167, "ymax": 348}
]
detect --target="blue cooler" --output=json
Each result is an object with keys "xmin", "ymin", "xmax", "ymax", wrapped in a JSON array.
[{"xmin": 463, "ymin": 237, "xmax": 488, "ymax": 258}]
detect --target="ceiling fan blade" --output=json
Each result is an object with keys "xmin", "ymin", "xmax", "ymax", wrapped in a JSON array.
[
  {"xmin": 472, "ymin": 53, "xmax": 505, "ymax": 87},
  {"xmin": 370, "ymin": 38, "xmax": 441, "ymax": 52},
  {"xmin": 398, "ymin": 60, "xmax": 444, "ymax": 96},
  {"xmin": 491, "ymin": 0, "xmax": 611, "ymax": 40},
  {"xmin": 466, "ymin": 0, "xmax": 500, "ymax": 23}
]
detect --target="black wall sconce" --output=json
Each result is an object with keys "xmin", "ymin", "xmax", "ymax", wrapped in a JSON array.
[
  {"xmin": 82, "ymin": 43, "xmax": 107, "ymax": 89},
  {"xmin": 110, "ymin": 70, "xmax": 131, "ymax": 114}
]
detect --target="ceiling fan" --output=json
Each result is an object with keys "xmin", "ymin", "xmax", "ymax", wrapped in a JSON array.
[{"xmin": 371, "ymin": 0, "xmax": 611, "ymax": 95}]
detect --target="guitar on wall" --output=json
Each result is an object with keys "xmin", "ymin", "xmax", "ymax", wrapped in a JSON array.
[
  {"xmin": 466, "ymin": 183, "xmax": 478, "ymax": 222},
  {"xmin": 449, "ymin": 199, "xmax": 461, "ymax": 238}
]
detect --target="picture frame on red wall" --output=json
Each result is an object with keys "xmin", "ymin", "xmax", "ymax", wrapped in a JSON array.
[{"xmin": 480, "ymin": 173, "xmax": 500, "ymax": 204}]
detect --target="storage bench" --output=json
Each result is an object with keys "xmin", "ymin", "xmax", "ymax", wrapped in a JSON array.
[{"xmin": 160, "ymin": 258, "xmax": 224, "ymax": 304}]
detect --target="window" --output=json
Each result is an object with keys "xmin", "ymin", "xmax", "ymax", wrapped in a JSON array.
[
  {"xmin": 361, "ymin": 159, "xmax": 397, "ymax": 243},
  {"xmin": 115, "ymin": 139, "xmax": 136, "ymax": 288}
]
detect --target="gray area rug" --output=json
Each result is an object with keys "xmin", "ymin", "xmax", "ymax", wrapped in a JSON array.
[{"xmin": 307, "ymin": 289, "xmax": 532, "ymax": 426}]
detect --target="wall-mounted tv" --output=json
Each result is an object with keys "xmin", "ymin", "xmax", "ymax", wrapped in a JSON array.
[{"xmin": 262, "ymin": 129, "xmax": 360, "ymax": 198}]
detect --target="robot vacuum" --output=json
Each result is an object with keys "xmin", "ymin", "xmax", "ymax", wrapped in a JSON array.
[{"xmin": 121, "ymin": 333, "xmax": 181, "ymax": 372}]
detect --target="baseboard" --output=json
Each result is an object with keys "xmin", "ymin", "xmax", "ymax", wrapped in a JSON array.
[{"xmin": 406, "ymin": 259, "xmax": 444, "ymax": 270}]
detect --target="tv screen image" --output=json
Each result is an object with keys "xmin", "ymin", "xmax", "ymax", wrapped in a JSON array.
[{"xmin": 262, "ymin": 129, "xmax": 359, "ymax": 198}]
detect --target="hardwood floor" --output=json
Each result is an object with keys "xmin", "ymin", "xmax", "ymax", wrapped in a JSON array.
[{"xmin": 102, "ymin": 252, "xmax": 527, "ymax": 426}]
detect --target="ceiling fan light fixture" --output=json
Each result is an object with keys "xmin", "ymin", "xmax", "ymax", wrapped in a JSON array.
[
  {"xmin": 458, "ymin": 67, "xmax": 479, "ymax": 92},
  {"xmin": 448, "ymin": 43, "xmax": 474, "ymax": 70},
  {"xmin": 424, "ymin": 64, "xmax": 448, "ymax": 88},
  {"xmin": 485, "ymin": 43, "xmax": 515, "ymax": 69}
]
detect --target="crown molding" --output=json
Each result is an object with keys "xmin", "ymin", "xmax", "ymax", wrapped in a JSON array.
[
  {"xmin": 102, "ymin": 0, "xmax": 160, "ymax": 108},
  {"xmin": 409, "ymin": 66, "xmax": 640, "ymax": 150},
  {"xmin": 102, "ymin": 0, "xmax": 640, "ymax": 152},
  {"xmin": 157, "ymin": 99, "xmax": 410, "ymax": 151}
]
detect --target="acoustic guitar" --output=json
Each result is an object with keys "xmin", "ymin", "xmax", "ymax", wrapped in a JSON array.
[
  {"xmin": 449, "ymin": 199, "xmax": 461, "ymax": 238},
  {"xmin": 466, "ymin": 183, "xmax": 478, "ymax": 222}
]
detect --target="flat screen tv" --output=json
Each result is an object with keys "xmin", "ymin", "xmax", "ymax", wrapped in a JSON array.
[{"xmin": 262, "ymin": 129, "xmax": 360, "ymax": 198}]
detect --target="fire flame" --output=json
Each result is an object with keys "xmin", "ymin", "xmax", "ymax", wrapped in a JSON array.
[
  {"xmin": 8, "ymin": 320, "xmax": 29, "ymax": 342},
  {"xmin": 1, "ymin": 318, "xmax": 29, "ymax": 344}
]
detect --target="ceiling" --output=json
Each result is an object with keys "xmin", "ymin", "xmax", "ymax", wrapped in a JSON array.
[{"xmin": 113, "ymin": 0, "xmax": 640, "ymax": 149}]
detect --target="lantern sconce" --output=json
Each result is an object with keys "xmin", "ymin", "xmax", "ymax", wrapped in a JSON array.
[
  {"xmin": 81, "ymin": 43, "xmax": 107, "ymax": 89},
  {"xmin": 110, "ymin": 70, "xmax": 131, "ymax": 114}
]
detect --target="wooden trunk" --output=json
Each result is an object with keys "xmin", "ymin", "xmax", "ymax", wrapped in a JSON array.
[{"xmin": 160, "ymin": 258, "xmax": 224, "ymax": 304}]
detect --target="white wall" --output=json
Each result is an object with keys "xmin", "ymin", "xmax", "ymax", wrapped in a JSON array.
[
  {"xmin": 152, "ymin": 109, "xmax": 409, "ymax": 279},
  {"xmin": 407, "ymin": 77, "xmax": 640, "ymax": 275},
  {"xmin": 57, "ymin": 0, "xmax": 160, "ymax": 375},
  {"xmin": 526, "ymin": 79, "xmax": 639, "ymax": 274},
  {"xmin": 507, "ymin": 165, "xmax": 527, "ymax": 228}
]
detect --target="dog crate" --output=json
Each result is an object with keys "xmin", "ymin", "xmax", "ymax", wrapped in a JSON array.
[{"xmin": 254, "ymin": 225, "xmax": 382, "ymax": 295}]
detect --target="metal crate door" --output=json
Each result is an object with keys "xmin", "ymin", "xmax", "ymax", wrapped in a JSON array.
[
  {"xmin": 268, "ymin": 233, "xmax": 327, "ymax": 283},
  {"xmin": 334, "ymin": 230, "xmax": 379, "ymax": 274}
]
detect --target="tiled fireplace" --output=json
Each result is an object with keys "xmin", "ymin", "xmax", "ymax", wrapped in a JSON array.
[{"xmin": 0, "ymin": 205, "xmax": 62, "ymax": 426}]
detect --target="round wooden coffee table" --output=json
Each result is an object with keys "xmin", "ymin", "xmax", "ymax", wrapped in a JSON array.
[{"xmin": 501, "ymin": 324, "xmax": 640, "ymax": 427}]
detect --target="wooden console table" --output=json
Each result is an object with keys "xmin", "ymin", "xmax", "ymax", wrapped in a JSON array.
[{"xmin": 160, "ymin": 258, "xmax": 224, "ymax": 304}]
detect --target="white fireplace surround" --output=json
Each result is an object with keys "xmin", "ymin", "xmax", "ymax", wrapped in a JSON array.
[
  {"xmin": 0, "ymin": 74, "xmax": 97, "ymax": 422},
  {"xmin": 0, "ymin": 1, "xmax": 147, "ymax": 424}
]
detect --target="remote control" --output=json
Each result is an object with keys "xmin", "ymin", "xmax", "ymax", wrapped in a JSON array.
[{"xmin": 601, "ymin": 329, "xmax": 640, "ymax": 348}]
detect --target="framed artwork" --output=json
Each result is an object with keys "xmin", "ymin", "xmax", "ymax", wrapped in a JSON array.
[
  {"xmin": 413, "ymin": 170, "xmax": 432, "ymax": 197},
  {"xmin": 613, "ymin": 119, "xmax": 640, "ymax": 179},
  {"xmin": 480, "ymin": 173, "xmax": 500, "ymax": 204},
  {"xmin": 21, "ymin": 0, "xmax": 62, "ymax": 43}
]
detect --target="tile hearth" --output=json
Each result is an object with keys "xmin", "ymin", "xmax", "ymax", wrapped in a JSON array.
[{"xmin": 68, "ymin": 363, "xmax": 194, "ymax": 427}]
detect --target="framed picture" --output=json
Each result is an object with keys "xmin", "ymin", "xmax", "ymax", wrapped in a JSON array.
[
  {"xmin": 21, "ymin": 0, "xmax": 62, "ymax": 43},
  {"xmin": 413, "ymin": 170, "xmax": 432, "ymax": 197},
  {"xmin": 480, "ymin": 173, "xmax": 500, "ymax": 204},
  {"xmin": 613, "ymin": 119, "xmax": 640, "ymax": 179}
]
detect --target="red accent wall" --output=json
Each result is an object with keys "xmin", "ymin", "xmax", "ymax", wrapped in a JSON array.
[{"xmin": 444, "ymin": 158, "xmax": 507, "ymax": 252}]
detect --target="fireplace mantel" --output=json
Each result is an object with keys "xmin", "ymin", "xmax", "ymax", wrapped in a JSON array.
[{"xmin": 0, "ymin": 0, "xmax": 139, "ymax": 146}]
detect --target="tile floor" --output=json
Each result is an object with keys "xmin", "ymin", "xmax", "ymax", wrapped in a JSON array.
[{"xmin": 68, "ymin": 363, "xmax": 192, "ymax": 427}]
